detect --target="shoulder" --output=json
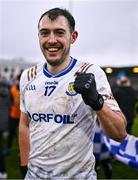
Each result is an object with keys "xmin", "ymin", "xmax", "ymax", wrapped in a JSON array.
[
  {"xmin": 87, "ymin": 63, "xmax": 104, "ymax": 75},
  {"xmin": 75, "ymin": 59, "xmax": 94, "ymax": 73},
  {"xmin": 20, "ymin": 62, "xmax": 44, "ymax": 87},
  {"xmin": 75, "ymin": 59, "xmax": 106, "ymax": 82},
  {"xmin": 75, "ymin": 59, "xmax": 104, "ymax": 74}
]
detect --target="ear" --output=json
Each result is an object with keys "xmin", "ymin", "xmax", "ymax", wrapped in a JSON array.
[{"xmin": 70, "ymin": 31, "xmax": 78, "ymax": 44}]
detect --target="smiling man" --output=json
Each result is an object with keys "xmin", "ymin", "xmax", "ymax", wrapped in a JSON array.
[{"xmin": 19, "ymin": 8, "xmax": 127, "ymax": 180}]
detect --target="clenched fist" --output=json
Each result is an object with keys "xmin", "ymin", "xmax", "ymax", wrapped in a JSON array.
[{"xmin": 74, "ymin": 73, "xmax": 104, "ymax": 111}]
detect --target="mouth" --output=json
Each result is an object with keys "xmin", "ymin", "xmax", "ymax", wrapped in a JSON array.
[{"xmin": 47, "ymin": 47, "xmax": 60, "ymax": 52}]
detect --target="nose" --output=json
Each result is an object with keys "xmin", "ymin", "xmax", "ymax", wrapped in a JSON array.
[{"xmin": 48, "ymin": 33, "xmax": 57, "ymax": 44}]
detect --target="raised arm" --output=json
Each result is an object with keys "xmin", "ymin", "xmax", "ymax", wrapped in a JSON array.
[{"xmin": 74, "ymin": 72, "xmax": 127, "ymax": 142}]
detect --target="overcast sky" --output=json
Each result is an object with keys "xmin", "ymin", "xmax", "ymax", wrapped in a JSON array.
[{"xmin": 0, "ymin": 0, "xmax": 138, "ymax": 66}]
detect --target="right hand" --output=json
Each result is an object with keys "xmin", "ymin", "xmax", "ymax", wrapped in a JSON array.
[{"xmin": 74, "ymin": 72, "xmax": 104, "ymax": 111}]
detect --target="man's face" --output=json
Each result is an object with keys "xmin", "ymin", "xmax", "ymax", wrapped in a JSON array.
[{"xmin": 38, "ymin": 15, "xmax": 77, "ymax": 66}]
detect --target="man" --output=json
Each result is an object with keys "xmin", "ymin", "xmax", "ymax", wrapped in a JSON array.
[{"xmin": 19, "ymin": 8, "xmax": 127, "ymax": 180}]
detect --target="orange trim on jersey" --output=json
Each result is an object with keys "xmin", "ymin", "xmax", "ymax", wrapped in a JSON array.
[
  {"xmin": 74, "ymin": 63, "xmax": 93, "ymax": 76},
  {"xmin": 27, "ymin": 65, "xmax": 37, "ymax": 81},
  {"xmin": 83, "ymin": 64, "xmax": 93, "ymax": 73}
]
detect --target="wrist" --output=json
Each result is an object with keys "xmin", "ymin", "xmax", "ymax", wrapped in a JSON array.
[{"xmin": 90, "ymin": 94, "xmax": 104, "ymax": 111}]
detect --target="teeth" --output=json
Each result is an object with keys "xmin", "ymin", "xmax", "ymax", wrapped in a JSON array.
[{"xmin": 48, "ymin": 48, "xmax": 58, "ymax": 52}]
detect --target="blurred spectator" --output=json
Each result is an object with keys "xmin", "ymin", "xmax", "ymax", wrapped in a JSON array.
[
  {"xmin": 0, "ymin": 79, "xmax": 11, "ymax": 178},
  {"xmin": 4, "ymin": 74, "xmax": 21, "ymax": 155},
  {"xmin": 112, "ymin": 70, "xmax": 137, "ymax": 134}
]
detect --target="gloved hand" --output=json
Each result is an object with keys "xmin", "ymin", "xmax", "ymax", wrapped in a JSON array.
[
  {"xmin": 74, "ymin": 73, "xmax": 104, "ymax": 111},
  {"xmin": 20, "ymin": 165, "xmax": 28, "ymax": 179}
]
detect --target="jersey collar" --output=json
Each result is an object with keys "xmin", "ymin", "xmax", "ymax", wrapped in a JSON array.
[{"xmin": 43, "ymin": 57, "xmax": 77, "ymax": 78}]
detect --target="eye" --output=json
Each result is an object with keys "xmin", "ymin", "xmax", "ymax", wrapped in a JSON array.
[
  {"xmin": 39, "ymin": 30, "xmax": 49, "ymax": 37},
  {"xmin": 56, "ymin": 30, "xmax": 65, "ymax": 36}
]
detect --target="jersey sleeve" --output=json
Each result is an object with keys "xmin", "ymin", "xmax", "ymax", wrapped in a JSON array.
[
  {"xmin": 19, "ymin": 63, "xmax": 43, "ymax": 113},
  {"xmin": 20, "ymin": 69, "xmax": 29, "ymax": 113},
  {"xmin": 89, "ymin": 64, "xmax": 120, "ymax": 111}
]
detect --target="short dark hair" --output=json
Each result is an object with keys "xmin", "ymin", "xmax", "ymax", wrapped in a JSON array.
[{"xmin": 38, "ymin": 8, "xmax": 75, "ymax": 32}]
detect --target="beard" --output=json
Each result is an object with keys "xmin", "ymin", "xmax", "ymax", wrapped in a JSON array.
[{"xmin": 42, "ymin": 46, "xmax": 70, "ymax": 67}]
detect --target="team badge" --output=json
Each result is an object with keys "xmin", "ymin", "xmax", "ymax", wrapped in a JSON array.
[{"xmin": 66, "ymin": 82, "xmax": 78, "ymax": 96}]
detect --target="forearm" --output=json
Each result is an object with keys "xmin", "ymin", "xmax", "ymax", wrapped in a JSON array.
[
  {"xmin": 19, "ymin": 122, "xmax": 30, "ymax": 166},
  {"xmin": 97, "ymin": 103, "xmax": 127, "ymax": 142}
]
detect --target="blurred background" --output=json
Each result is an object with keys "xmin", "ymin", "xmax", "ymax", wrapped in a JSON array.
[
  {"xmin": 0, "ymin": 0, "xmax": 138, "ymax": 179},
  {"xmin": 0, "ymin": 0, "xmax": 138, "ymax": 85}
]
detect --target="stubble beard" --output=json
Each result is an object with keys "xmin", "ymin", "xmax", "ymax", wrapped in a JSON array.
[{"xmin": 43, "ymin": 47, "xmax": 70, "ymax": 67}]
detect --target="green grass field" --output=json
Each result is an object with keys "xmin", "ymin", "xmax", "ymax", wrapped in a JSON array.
[{"xmin": 5, "ymin": 116, "xmax": 138, "ymax": 179}]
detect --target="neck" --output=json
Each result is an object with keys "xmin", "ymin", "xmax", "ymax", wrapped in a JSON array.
[{"xmin": 46, "ymin": 56, "xmax": 72, "ymax": 74}]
